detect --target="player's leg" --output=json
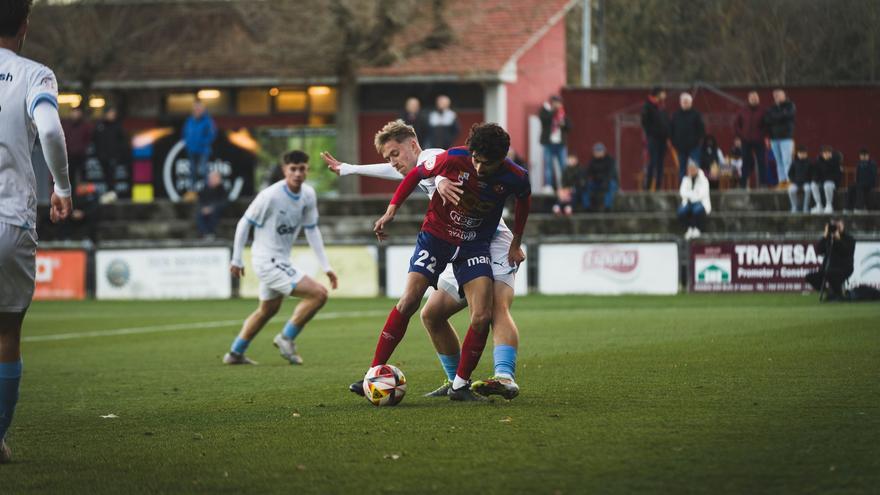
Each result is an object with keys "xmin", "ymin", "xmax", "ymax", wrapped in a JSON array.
[
  {"xmin": 472, "ymin": 281, "xmax": 521, "ymax": 400},
  {"xmin": 420, "ymin": 278, "xmax": 467, "ymax": 396},
  {"xmin": 224, "ymin": 296, "xmax": 282, "ymax": 364},
  {"xmin": 273, "ymin": 275, "xmax": 329, "ymax": 364},
  {"xmin": 449, "ymin": 275, "xmax": 494, "ymax": 401},
  {"xmin": 0, "ymin": 311, "xmax": 25, "ymax": 464}
]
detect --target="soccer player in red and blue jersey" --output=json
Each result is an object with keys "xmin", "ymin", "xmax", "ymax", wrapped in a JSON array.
[{"xmin": 370, "ymin": 123, "xmax": 531, "ymax": 401}]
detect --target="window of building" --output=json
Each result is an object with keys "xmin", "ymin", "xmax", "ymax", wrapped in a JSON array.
[
  {"xmin": 308, "ymin": 86, "xmax": 337, "ymax": 114},
  {"xmin": 276, "ymin": 89, "xmax": 308, "ymax": 113},
  {"xmin": 237, "ymin": 88, "xmax": 271, "ymax": 115},
  {"xmin": 166, "ymin": 92, "xmax": 197, "ymax": 115},
  {"xmin": 57, "ymin": 93, "xmax": 83, "ymax": 117},
  {"xmin": 197, "ymin": 89, "xmax": 230, "ymax": 115}
]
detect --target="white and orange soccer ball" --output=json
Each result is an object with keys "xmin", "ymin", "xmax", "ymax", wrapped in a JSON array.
[{"xmin": 362, "ymin": 364, "xmax": 407, "ymax": 406}]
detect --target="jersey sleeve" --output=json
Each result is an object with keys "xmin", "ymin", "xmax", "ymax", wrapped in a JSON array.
[
  {"xmin": 415, "ymin": 149, "xmax": 449, "ymax": 178},
  {"xmin": 514, "ymin": 171, "xmax": 531, "ymax": 199},
  {"xmin": 27, "ymin": 66, "xmax": 59, "ymax": 119},
  {"xmin": 303, "ymin": 189, "xmax": 319, "ymax": 228},
  {"xmin": 243, "ymin": 191, "xmax": 270, "ymax": 227}
]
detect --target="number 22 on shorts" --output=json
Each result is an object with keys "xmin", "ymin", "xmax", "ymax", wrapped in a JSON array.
[{"xmin": 413, "ymin": 250, "xmax": 437, "ymax": 273}]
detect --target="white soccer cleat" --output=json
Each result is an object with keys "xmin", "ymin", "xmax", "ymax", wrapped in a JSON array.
[
  {"xmin": 0, "ymin": 439, "xmax": 11, "ymax": 464},
  {"xmin": 691, "ymin": 227, "xmax": 701, "ymax": 239},
  {"xmin": 222, "ymin": 352, "xmax": 257, "ymax": 365},
  {"xmin": 810, "ymin": 205, "xmax": 823, "ymax": 215},
  {"xmin": 824, "ymin": 204, "xmax": 833, "ymax": 214},
  {"xmin": 273, "ymin": 334, "xmax": 303, "ymax": 365}
]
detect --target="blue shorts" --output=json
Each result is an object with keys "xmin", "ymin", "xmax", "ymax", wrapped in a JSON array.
[{"xmin": 408, "ymin": 231, "xmax": 492, "ymax": 290}]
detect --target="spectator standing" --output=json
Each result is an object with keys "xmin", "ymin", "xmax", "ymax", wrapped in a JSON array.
[
  {"xmin": 641, "ymin": 87, "xmax": 669, "ymax": 191},
  {"xmin": 425, "ymin": 94, "xmax": 459, "ymax": 150},
  {"xmin": 92, "ymin": 106, "xmax": 129, "ymax": 203},
  {"xmin": 698, "ymin": 135, "xmax": 726, "ymax": 189},
  {"xmin": 846, "ymin": 149, "xmax": 876, "ymax": 212},
  {"xmin": 196, "ymin": 170, "xmax": 228, "ymax": 239},
  {"xmin": 581, "ymin": 142, "xmax": 618, "ymax": 212},
  {"xmin": 61, "ymin": 106, "xmax": 93, "ymax": 195},
  {"xmin": 539, "ymin": 95, "xmax": 571, "ymax": 193},
  {"xmin": 810, "ymin": 145, "xmax": 842, "ymax": 214},
  {"xmin": 764, "ymin": 89, "xmax": 796, "ymax": 187},
  {"xmin": 734, "ymin": 91, "xmax": 768, "ymax": 188},
  {"xmin": 787, "ymin": 145, "xmax": 812, "ymax": 213},
  {"xmin": 182, "ymin": 100, "xmax": 217, "ymax": 195},
  {"xmin": 678, "ymin": 160, "xmax": 711, "ymax": 240},
  {"xmin": 670, "ymin": 92, "xmax": 705, "ymax": 181},
  {"xmin": 400, "ymin": 97, "xmax": 428, "ymax": 142}
]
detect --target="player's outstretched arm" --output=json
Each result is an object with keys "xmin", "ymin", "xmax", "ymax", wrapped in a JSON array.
[
  {"xmin": 230, "ymin": 216, "xmax": 252, "ymax": 278},
  {"xmin": 34, "ymin": 102, "xmax": 72, "ymax": 222},
  {"xmin": 304, "ymin": 225, "xmax": 337, "ymax": 290},
  {"xmin": 321, "ymin": 151, "xmax": 403, "ymax": 181}
]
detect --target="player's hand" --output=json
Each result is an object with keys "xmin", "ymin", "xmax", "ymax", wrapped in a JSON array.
[
  {"xmin": 321, "ymin": 151, "xmax": 343, "ymax": 176},
  {"xmin": 373, "ymin": 212, "xmax": 395, "ymax": 242},
  {"xmin": 327, "ymin": 270, "xmax": 339, "ymax": 290},
  {"xmin": 230, "ymin": 265, "xmax": 244, "ymax": 278},
  {"xmin": 824, "ymin": 223, "xmax": 830, "ymax": 239},
  {"xmin": 437, "ymin": 179, "xmax": 464, "ymax": 206},
  {"xmin": 508, "ymin": 243, "xmax": 526, "ymax": 267},
  {"xmin": 49, "ymin": 193, "xmax": 72, "ymax": 223}
]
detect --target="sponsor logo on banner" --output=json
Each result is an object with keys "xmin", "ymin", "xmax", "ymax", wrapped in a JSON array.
[
  {"xmin": 34, "ymin": 250, "xmax": 87, "ymax": 300},
  {"xmin": 96, "ymin": 248, "xmax": 231, "ymax": 299},
  {"xmin": 848, "ymin": 242, "xmax": 880, "ymax": 289},
  {"xmin": 582, "ymin": 248, "xmax": 639, "ymax": 275},
  {"xmin": 694, "ymin": 256, "xmax": 732, "ymax": 284},
  {"xmin": 690, "ymin": 242, "xmax": 823, "ymax": 292}
]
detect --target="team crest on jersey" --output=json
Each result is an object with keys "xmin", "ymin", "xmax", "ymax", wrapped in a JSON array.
[
  {"xmin": 422, "ymin": 155, "xmax": 437, "ymax": 171},
  {"xmin": 458, "ymin": 172, "xmax": 470, "ymax": 182},
  {"xmin": 494, "ymin": 184, "xmax": 506, "ymax": 194}
]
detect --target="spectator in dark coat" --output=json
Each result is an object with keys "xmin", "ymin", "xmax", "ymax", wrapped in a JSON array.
[
  {"xmin": 581, "ymin": 142, "xmax": 618, "ymax": 212},
  {"xmin": 425, "ymin": 94, "xmax": 459, "ymax": 150},
  {"xmin": 670, "ymin": 92, "xmax": 705, "ymax": 181},
  {"xmin": 734, "ymin": 91, "xmax": 768, "ymax": 187},
  {"xmin": 764, "ymin": 89, "xmax": 796, "ymax": 186},
  {"xmin": 805, "ymin": 219, "xmax": 855, "ymax": 301},
  {"xmin": 92, "ymin": 107, "xmax": 129, "ymax": 202},
  {"xmin": 539, "ymin": 95, "xmax": 571, "ymax": 192},
  {"xmin": 698, "ymin": 135, "xmax": 726, "ymax": 189},
  {"xmin": 846, "ymin": 148, "xmax": 877, "ymax": 212},
  {"xmin": 640, "ymin": 86, "xmax": 669, "ymax": 191},
  {"xmin": 552, "ymin": 154, "xmax": 581, "ymax": 216},
  {"xmin": 196, "ymin": 170, "xmax": 228, "ymax": 238},
  {"xmin": 810, "ymin": 145, "xmax": 842, "ymax": 214},
  {"xmin": 787, "ymin": 145, "xmax": 812, "ymax": 213},
  {"xmin": 400, "ymin": 97, "xmax": 428, "ymax": 143},
  {"xmin": 61, "ymin": 106, "xmax": 93, "ymax": 196}
]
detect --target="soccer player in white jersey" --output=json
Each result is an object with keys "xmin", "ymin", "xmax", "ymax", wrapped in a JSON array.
[
  {"xmin": 322, "ymin": 120, "xmax": 521, "ymax": 399},
  {"xmin": 0, "ymin": 0, "xmax": 73, "ymax": 463},
  {"xmin": 225, "ymin": 151, "xmax": 338, "ymax": 365}
]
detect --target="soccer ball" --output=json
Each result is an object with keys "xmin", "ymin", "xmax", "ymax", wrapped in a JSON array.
[{"xmin": 362, "ymin": 364, "xmax": 407, "ymax": 406}]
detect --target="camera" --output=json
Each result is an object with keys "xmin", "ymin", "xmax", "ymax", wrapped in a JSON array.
[{"xmin": 827, "ymin": 221, "xmax": 838, "ymax": 234}]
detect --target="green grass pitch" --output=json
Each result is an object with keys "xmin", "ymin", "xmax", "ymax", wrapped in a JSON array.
[{"xmin": 3, "ymin": 294, "xmax": 879, "ymax": 494}]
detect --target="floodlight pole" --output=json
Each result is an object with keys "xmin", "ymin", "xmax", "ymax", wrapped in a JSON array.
[{"xmin": 581, "ymin": 0, "xmax": 591, "ymax": 87}]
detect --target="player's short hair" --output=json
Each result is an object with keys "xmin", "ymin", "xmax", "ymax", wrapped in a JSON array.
[
  {"xmin": 374, "ymin": 120, "xmax": 417, "ymax": 154},
  {"xmin": 0, "ymin": 0, "xmax": 32, "ymax": 38},
  {"xmin": 466, "ymin": 123, "xmax": 510, "ymax": 163},
  {"xmin": 283, "ymin": 150, "xmax": 309, "ymax": 165}
]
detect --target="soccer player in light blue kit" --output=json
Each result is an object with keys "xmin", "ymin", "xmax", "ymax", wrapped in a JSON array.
[
  {"xmin": 225, "ymin": 151, "xmax": 338, "ymax": 365},
  {"xmin": 0, "ymin": 0, "xmax": 73, "ymax": 463}
]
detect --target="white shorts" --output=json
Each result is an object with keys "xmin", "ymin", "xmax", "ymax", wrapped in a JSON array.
[
  {"xmin": 0, "ymin": 222, "xmax": 38, "ymax": 313},
  {"xmin": 253, "ymin": 257, "xmax": 306, "ymax": 301},
  {"xmin": 438, "ymin": 229, "xmax": 518, "ymax": 302}
]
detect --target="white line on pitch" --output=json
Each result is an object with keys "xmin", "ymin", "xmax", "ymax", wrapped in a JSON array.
[{"xmin": 22, "ymin": 310, "xmax": 387, "ymax": 343}]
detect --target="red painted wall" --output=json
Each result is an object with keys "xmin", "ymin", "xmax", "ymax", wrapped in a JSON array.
[
  {"xmin": 356, "ymin": 110, "xmax": 484, "ymax": 195},
  {"xmin": 562, "ymin": 86, "xmax": 880, "ymax": 191},
  {"xmin": 506, "ymin": 20, "xmax": 568, "ymax": 162}
]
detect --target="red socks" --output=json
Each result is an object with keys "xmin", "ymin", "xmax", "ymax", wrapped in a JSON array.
[
  {"xmin": 455, "ymin": 325, "xmax": 489, "ymax": 381},
  {"xmin": 371, "ymin": 306, "xmax": 410, "ymax": 367}
]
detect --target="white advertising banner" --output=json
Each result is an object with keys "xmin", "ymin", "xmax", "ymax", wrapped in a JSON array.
[
  {"xmin": 538, "ymin": 243, "xmax": 679, "ymax": 295},
  {"xmin": 96, "ymin": 248, "xmax": 231, "ymax": 299},
  {"xmin": 385, "ymin": 245, "xmax": 529, "ymax": 298},
  {"xmin": 848, "ymin": 242, "xmax": 880, "ymax": 289}
]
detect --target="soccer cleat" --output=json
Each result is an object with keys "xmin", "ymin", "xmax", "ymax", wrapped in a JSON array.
[
  {"xmin": 222, "ymin": 352, "xmax": 258, "ymax": 365},
  {"xmin": 423, "ymin": 379, "xmax": 452, "ymax": 397},
  {"xmin": 349, "ymin": 379, "xmax": 366, "ymax": 396},
  {"xmin": 448, "ymin": 383, "xmax": 488, "ymax": 402},
  {"xmin": 273, "ymin": 334, "xmax": 303, "ymax": 365},
  {"xmin": 472, "ymin": 376, "xmax": 520, "ymax": 400},
  {"xmin": 0, "ymin": 439, "xmax": 10, "ymax": 464}
]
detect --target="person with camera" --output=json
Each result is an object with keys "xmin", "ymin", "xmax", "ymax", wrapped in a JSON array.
[{"xmin": 805, "ymin": 219, "xmax": 855, "ymax": 301}]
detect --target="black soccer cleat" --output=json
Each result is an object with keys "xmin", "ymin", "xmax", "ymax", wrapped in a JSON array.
[
  {"xmin": 349, "ymin": 379, "xmax": 365, "ymax": 396},
  {"xmin": 448, "ymin": 383, "xmax": 488, "ymax": 402},
  {"xmin": 471, "ymin": 376, "xmax": 520, "ymax": 400}
]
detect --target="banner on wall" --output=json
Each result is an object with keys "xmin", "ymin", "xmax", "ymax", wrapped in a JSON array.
[
  {"xmin": 239, "ymin": 245, "xmax": 379, "ymax": 298},
  {"xmin": 96, "ymin": 248, "xmax": 231, "ymax": 299},
  {"xmin": 849, "ymin": 242, "xmax": 880, "ymax": 289},
  {"xmin": 33, "ymin": 250, "xmax": 87, "ymax": 300},
  {"xmin": 385, "ymin": 245, "xmax": 529, "ymax": 298},
  {"xmin": 690, "ymin": 241, "xmax": 823, "ymax": 292},
  {"xmin": 538, "ymin": 243, "xmax": 678, "ymax": 295}
]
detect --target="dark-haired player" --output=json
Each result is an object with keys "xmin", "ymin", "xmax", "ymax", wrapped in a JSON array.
[
  {"xmin": 1, "ymin": 0, "xmax": 73, "ymax": 463},
  {"xmin": 225, "ymin": 151, "xmax": 338, "ymax": 365},
  {"xmin": 369, "ymin": 123, "xmax": 531, "ymax": 401}
]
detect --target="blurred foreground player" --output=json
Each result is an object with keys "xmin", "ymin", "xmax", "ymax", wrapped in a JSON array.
[
  {"xmin": 367, "ymin": 124, "xmax": 531, "ymax": 401},
  {"xmin": 324, "ymin": 121, "xmax": 524, "ymax": 399},
  {"xmin": 226, "ymin": 151, "xmax": 338, "ymax": 365},
  {"xmin": 0, "ymin": 0, "xmax": 72, "ymax": 463}
]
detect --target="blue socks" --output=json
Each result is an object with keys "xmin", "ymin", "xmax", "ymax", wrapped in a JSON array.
[
  {"xmin": 437, "ymin": 353, "xmax": 460, "ymax": 381},
  {"xmin": 0, "ymin": 360, "xmax": 22, "ymax": 441},
  {"xmin": 281, "ymin": 321, "xmax": 302, "ymax": 341},
  {"xmin": 493, "ymin": 345, "xmax": 517, "ymax": 379},
  {"xmin": 230, "ymin": 337, "xmax": 251, "ymax": 355}
]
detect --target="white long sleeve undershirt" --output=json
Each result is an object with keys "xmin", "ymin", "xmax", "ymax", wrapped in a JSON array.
[
  {"xmin": 231, "ymin": 216, "xmax": 250, "ymax": 267},
  {"xmin": 304, "ymin": 226, "xmax": 332, "ymax": 272},
  {"xmin": 339, "ymin": 162, "xmax": 404, "ymax": 180},
  {"xmin": 33, "ymin": 102, "xmax": 71, "ymax": 197}
]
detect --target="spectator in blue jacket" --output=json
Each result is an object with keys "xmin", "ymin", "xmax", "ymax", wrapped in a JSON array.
[{"xmin": 183, "ymin": 100, "xmax": 217, "ymax": 193}]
